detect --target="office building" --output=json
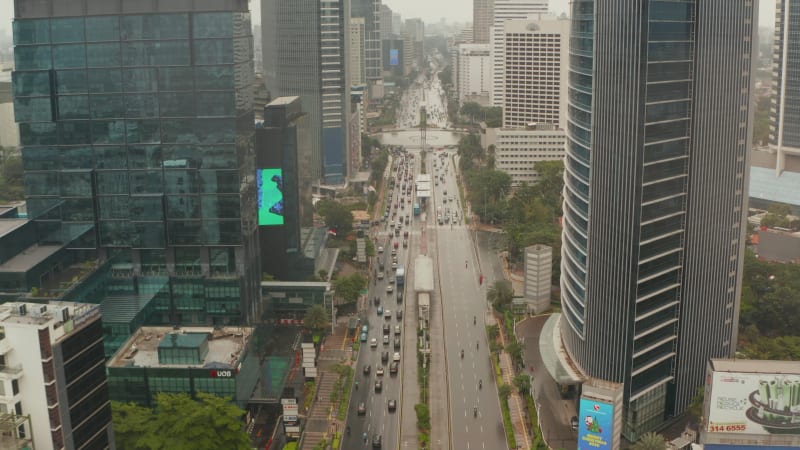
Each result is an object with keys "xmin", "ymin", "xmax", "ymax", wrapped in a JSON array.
[
  {"xmin": 107, "ymin": 326, "xmax": 259, "ymax": 408},
  {"xmin": 501, "ymin": 16, "xmax": 568, "ymax": 129},
  {"xmin": 382, "ymin": 38, "xmax": 405, "ymax": 76},
  {"xmin": 392, "ymin": 12, "xmax": 403, "ymax": 37},
  {"xmin": 769, "ymin": 0, "xmax": 800, "ymax": 175},
  {"xmin": 263, "ymin": 0, "xmax": 351, "ymax": 186},
  {"xmin": 380, "ymin": 4, "xmax": 394, "ymax": 40},
  {"xmin": 12, "ymin": 1, "xmax": 260, "ymax": 327},
  {"xmin": 524, "ymin": 244, "xmax": 551, "ymax": 314},
  {"xmin": 0, "ymin": 301, "xmax": 114, "ymax": 450},
  {"xmin": 350, "ymin": 17, "xmax": 366, "ymax": 87},
  {"xmin": 490, "ymin": 0, "xmax": 548, "ymax": 107},
  {"xmin": 456, "ymin": 43, "xmax": 492, "ymax": 106},
  {"xmin": 255, "ymin": 97, "xmax": 313, "ymax": 281},
  {"xmin": 350, "ymin": 0, "xmax": 382, "ymax": 83},
  {"xmin": 482, "ymin": 123, "xmax": 565, "ymax": 187},
  {"xmin": 474, "ymin": 0, "xmax": 493, "ymax": 44},
  {"xmin": 559, "ymin": 0, "xmax": 756, "ymax": 443}
]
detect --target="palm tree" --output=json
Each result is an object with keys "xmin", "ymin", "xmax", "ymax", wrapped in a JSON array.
[{"xmin": 631, "ymin": 432, "xmax": 666, "ymax": 450}]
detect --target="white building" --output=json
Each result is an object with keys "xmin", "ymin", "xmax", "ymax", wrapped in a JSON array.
[
  {"xmin": 350, "ymin": 17, "xmax": 367, "ymax": 87},
  {"xmin": 501, "ymin": 17, "xmax": 569, "ymax": 128},
  {"xmin": 524, "ymin": 244, "xmax": 552, "ymax": 313},
  {"xmin": 490, "ymin": 0, "xmax": 549, "ymax": 107},
  {"xmin": 0, "ymin": 302, "xmax": 114, "ymax": 449},
  {"xmin": 456, "ymin": 43, "xmax": 493, "ymax": 106},
  {"xmin": 483, "ymin": 123, "xmax": 566, "ymax": 187}
]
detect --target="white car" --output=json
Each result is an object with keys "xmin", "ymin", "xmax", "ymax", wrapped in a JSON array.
[
  {"xmin": 370, "ymin": 338, "xmax": 378, "ymax": 348},
  {"xmin": 386, "ymin": 284, "xmax": 394, "ymax": 293},
  {"xmin": 376, "ymin": 366, "xmax": 385, "ymax": 376},
  {"xmin": 384, "ymin": 309, "xmax": 391, "ymax": 318},
  {"xmin": 378, "ymin": 246, "xmax": 384, "ymax": 253},
  {"xmin": 392, "ymin": 352, "xmax": 401, "ymax": 362}
]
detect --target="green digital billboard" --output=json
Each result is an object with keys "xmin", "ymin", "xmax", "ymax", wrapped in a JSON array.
[{"xmin": 257, "ymin": 168, "xmax": 285, "ymax": 226}]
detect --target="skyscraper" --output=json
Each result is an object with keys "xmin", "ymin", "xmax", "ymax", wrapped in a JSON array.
[
  {"xmin": 350, "ymin": 17, "xmax": 367, "ymax": 87},
  {"xmin": 12, "ymin": 0, "xmax": 260, "ymax": 326},
  {"xmin": 350, "ymin": 0, "xmax": 382, "ymax": 83},
  {"xmin": 770, "ymin": 0, "xmax": 800, "ymax": 175},
  {"xmin": 560, "ymin": 0, "xmax": 756, "ymax": 441},
  {"xmin": 490, "ymin": 0, "xmax": 548, "ymax": 107},
  {"xmin": 473, "ymin": 0, "xmax": 493, "ymax": 44},
  {"xmin": 380, "ymin": 4, "xmax": 394, "ymax": 40},
  {"xmin": 262, "ymin": 0, "xmax": 351, "ymax": 185}
]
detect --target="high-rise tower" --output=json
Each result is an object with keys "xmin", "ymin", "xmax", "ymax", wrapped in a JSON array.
[
  {"xmin": 770, "ymin": 0, "xmax": 800, "ymax": 175},
  {"xmin": 473, "ymin": 0, "xmax": 493, "ymax": 44},
  {"xmin": 560, "ymin": 0, "xmax": 756, "ymax": 441},
  {"xmin": 12, "ymin": 0, "xmax": 260, "ymax": 327},
  {"xmin": 262, "ymin": 0, "xmax": 351, "ymax": 185},
  {"xmin": 351, "ymin": 0, "xmax": 382, "ymax": 83}
]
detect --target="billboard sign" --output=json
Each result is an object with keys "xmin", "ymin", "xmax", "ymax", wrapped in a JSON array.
[
  {"xmin": 257, "ymin": 168, "xmax": 285, "ymax": 226},
  {"xmin": 578, "ymin": 398, "xmax": 614, "ymax": 450},
  {"xmin": 707, "ymin": 371, "xmax": 800, "ymax": 435},
  {"xmin": 390, "ymin": 49, "xmax": 399, "ymax": 66}
]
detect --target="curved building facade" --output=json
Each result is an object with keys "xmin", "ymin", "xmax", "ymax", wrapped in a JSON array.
[{"xmin": 560, "ymin": 0, "xmax": 756, "ymax": 440}]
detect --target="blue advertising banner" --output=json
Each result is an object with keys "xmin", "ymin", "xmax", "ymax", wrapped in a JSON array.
[
  {"xmin": 390, "ymin": 49, "xmax": 399, "ymax": 66},
  {"xmin": 578, "ymin": 398, "xmax": 614, "ymax": 450}
]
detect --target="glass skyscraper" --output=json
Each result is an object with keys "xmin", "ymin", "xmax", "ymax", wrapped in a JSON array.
[
  {"xmin": 12, "ymin": 0, "xmax": 260, "ymax": 327},
  {"xmin": 560, "ymin": 0, "xmax": 755, "ymax": 440},
  {"xmin": 770, "ymin": 0, "xmax": 800, "ymax": 174}
]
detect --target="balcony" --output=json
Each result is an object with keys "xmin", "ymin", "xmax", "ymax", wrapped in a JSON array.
[{"xmin": 0, "ymin": 365, "xmax": 23, "ymax": 380}]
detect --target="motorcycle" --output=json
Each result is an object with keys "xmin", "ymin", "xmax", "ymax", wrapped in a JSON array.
[
  {"xmin": 479, "ymin": 379, "xmax": 482, "ymax": 389},
  {"xmin": 460, "ymin": 349, "xmax": 464, "ymax": 359}
]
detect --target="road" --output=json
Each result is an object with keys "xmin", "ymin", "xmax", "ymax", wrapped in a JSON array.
[
  {"xmin": 343, "ymin": 153, "xmax": 419, "ymax": 449},
  {"xmin": 398, "ymin": 70, "xmax": 449, "ymax": 129},
  {"xmin": 429, "ymin": 150, "xmax": 508, "ymax": 450}
]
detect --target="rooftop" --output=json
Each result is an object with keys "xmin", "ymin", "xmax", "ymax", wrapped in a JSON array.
[
  {"xmin": 261, "ymin": 281, "xmax": 331, "ymax": 290},
  {"xmin": 0, "ymin": 219, "xmax": 27, "ymax": 237},
  {"xmin": 0, "ymin": 244, "xmax": 62, "ymax": 273},
  {"xmin": 0, "ymin": 301, "xmax": 100, "ymax": 334},
  {"xmin": 749, "ymin": 166, "xmax": 800, "ymax": 206},
  {"xmin": 267, "ymin": 96, "xmax": 300, "ymax": 106},
  {"xmin": 109, "ymin": 326, "xmax": 252, "ymax": 369},
  {"xmin": 710, "ymin": 358, "xmax": 800, "ymax": 375}
]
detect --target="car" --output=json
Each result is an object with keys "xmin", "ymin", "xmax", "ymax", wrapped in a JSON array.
[
  {"xmin": 393, "ymin": 352, "xmax": 400, "ymax": 362},
  {"xmin": 392, "ymin": 255, "xmax": 398, "ymax": 264},
  {"xmin": 377, "ymin": 246, "xmax": 384, "ymax": 253},
  {"xmin": 403, "ymin": 239, "xmax": 408, "ymax": 248},
  {"xmin": 358, "ymin": 402, "xmax": 366, "ymax": 415},
  {"xmin": 389, "ymin": 361, "xmax": 399, "ymax": 374},
  {"xmin": 389, "ymin": 276, "xmax": 396, "ymax": 284},
  {"xmin": 377, "ymin": 305, "xmax": 383, "ymax": 315},
  {"xmin": 391, "ymin": 248, "xmax": 397, "ymax": 256},
  {"xmin": 396, "ymin": 310, "xmax": 402, "ymax": 320},
  {"xmin": 391, "ymin": 262, "xmax": 398, "ymax": 270},
  {"xmin": 381, "ymin": 351, "xmax": 389, "ymax": 363},
  {"xmin": 370, "ymin": 338, "xmax": 377, "ymax": 347},
  {"xmin": 388, "ymin": 400, "xmax": 397, "ymax": 412},
  {"xmin": 374, "ymin": 380, "xmax": 383, "ymax": 392},
  {"xmin": 571, "ymin": 416, "xmax": 579, "ymax": 431},
  {"xmin": 394, "ymin": 325, "xmax": 401, "ymax": 335},
  {"xmin": 384, "ymin": 309, "xmax": 391, "ymax": 319},
  {"xmin": 360, "ymin": 332, "xmax": 367, "ymax": 342},
  {"xmin": 372, "ymin": 434, "xmax": 382, "ymax": 448},
  {"xmin": 363, "ymin": 364, "xmax": 371, "ymax": 375},
  {"xmin": 376, "ymin": 366, "xmax": 385, "ymax": 376},
  {"xmin": 386, "ymin": 284, "xmax": 394, "ymax": 294},
  {"xmin": 397, "ymin": 291, "xmax": 403, "ymax": 302},
  {"xmin": 383, "ymin": 324, "xmax": 390, "ymax": 334},
  {"xmin": 383, "ymin": 335, "xmax": 389, "ymax": 345},
  {"xmin": 377, "ymin": 271, "xmax": 384, "ymax": 280},
  {"xmin": 394, "ymin": 337, "xmax": 401, "ymax": 349}
]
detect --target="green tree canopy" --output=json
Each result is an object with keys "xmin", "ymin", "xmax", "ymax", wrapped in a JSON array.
[
  {"xmin": 112, "ymin": 392, "xmax": 250, "ymax": 450},
  {"xmin": 631, "ymin": 432, "xmax": 666, "ymax": 450},
  {"xmin": 487, "ymin": 280, "xmax": 514, "ymax": 311},
  {"xmin": 316, "ymin": 200, "xmax": 354, "ymax": 235},
  {"xmin": 333, "ymin": 273, "xmax": 367, "ymax": 303},
  {"xmin": 303, "ymin": 304, "xmax": 330, "ymax": 332}
]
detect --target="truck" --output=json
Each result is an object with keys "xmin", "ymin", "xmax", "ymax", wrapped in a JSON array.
[{"xmin": 413, "ymin": 202, "xmax": 420, "ymax": 216}]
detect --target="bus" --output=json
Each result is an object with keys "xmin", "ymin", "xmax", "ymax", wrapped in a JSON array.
[
  {"xmin": 396, "ymin": 267, "xmax": 405, "ymax": 288},
  {"xmin": 413, "ymin": 203, "xmax": 420, "ymax": 216}
]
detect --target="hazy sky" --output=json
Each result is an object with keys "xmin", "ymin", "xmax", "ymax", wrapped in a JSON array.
[{"xmin": 0, "ymin": 0, "xmax": 780, "ymax": 39}]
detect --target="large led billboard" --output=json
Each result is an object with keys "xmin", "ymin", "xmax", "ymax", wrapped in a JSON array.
[
  {"xmin": 578, "ymin": 398, "xmax": 614, "ymax": 450},
  {"xmin": 257, "ymin": 168, "xmax": 285, "ymax": 226},
  {"xmin": 390, "ymin": 49, "xmax": 399, "ymax": 66},
  {"xmin": 707, "ymin": 371, "xmax": 800, "ymax": 436}
]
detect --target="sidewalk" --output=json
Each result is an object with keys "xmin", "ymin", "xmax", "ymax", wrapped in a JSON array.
[
  {"xmin": 496, "ymin": 314, "xmax": 532, "ymax": 450},
  {"xmin": 300, "ymin": 322, "xmax": 354, "ymax": 450}
]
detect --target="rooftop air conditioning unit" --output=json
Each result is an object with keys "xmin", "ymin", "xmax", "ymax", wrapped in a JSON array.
[
  {"xmin": 16, "ymin": 304, "xmax": 26, "ymax": 316},
  {"xmin": 59, "ymin": 307, "xmax": 70, "ymax": 322},
  {"xmin": 38, "ymin": 305, "xmax": 47, "ymax": 314}
]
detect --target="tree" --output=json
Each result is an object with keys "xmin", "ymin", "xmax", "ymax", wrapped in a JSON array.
[
  {"xmin": 333, "ymin": 273, "xmax": 367, "ymax": 303},
  {"xmin": 303, "ymin": 305, "xmax": 329, "ymax": 332},
  {"xmin": 316, "ymin": 200, "xmax": 354, "ymax": 235},
  {"xmin": 487, "ymin": 280, "xmax": 514, "ymax": 311},
  {"xmin": 112, "ymin": 392, "xmax": 250, "ymax": 450},
  {"xmin": 513, "ymin": 374, "xmax": 531, "ymax": 394},
  {"xmin": 506, "ymin": 340, "xmax": 525, "ymax": 367},
  {"xmin": 631, "ymin": 432, "xmax": 666, "ymax": 450},
  {"xmin": 498, "ymin": 384, "xmax": 512, "ymax": 400},
  {"xmin": 688, "ymin": 387, "xmax": 704, "ymax": 422},
  {"xmin": 460, "ymin": 102, "xmax": 483, "ymax": 123}
]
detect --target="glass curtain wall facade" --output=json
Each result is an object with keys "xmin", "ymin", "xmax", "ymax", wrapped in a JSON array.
[
  {"xmin": 263, "ymin": 0, "xmax": 350, "ymax": 185},
  {"xmin": 12, "ymin": 0, "xmax": 259, "ymax": 327},
  {"xmin": 769, "ymin": 0, "xmax": 800, "ymax": 173},
  {"xmin": 560, "ymin": 0, "xmax": 755, "ymax": 440},
  {"xmin": 351, "ymin": 0, "xmax": 382, "ymax": 82}
]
